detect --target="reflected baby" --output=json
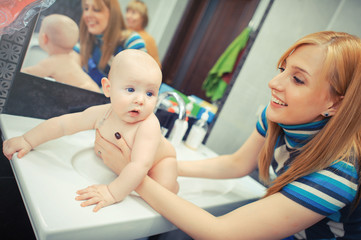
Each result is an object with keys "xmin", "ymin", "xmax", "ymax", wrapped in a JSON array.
[
  {"xmin": 3, "ymin": 49, "xmax": 179, "ymax": 212},
  {"xmin": 22, "ymin": 14, "xmax": 101, "ymax": 93}
]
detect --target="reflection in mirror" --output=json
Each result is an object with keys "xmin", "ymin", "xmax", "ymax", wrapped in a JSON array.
[
  {"xmin": 22, "ymin": 13, "xmax": 101, "ymax": 92},
  {"xmin": 21, "ymin": 0, "xmax": 187, "ymax": 93}
]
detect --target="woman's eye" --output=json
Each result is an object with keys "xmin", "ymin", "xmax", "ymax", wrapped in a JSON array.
[
  {"xmin": 293, "ymin": 76, "xmax": 304, "ymax": 85},
  {"xmin": 278, "ymin": 67, "xmax": 285, "ymax": 72},
  {"xmin": 126, "ymin": 88, "xmax": 135, "ymax": 93}
]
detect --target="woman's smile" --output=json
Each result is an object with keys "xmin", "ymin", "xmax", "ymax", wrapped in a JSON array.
[{"xmin": 271, "ymin": 95, "xmax": 288, "ymax": 107}]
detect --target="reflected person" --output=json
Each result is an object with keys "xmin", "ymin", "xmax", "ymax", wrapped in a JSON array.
[
  {"xmin": 126, "ymin": 0, "xmax": 161, "ymax": 67},
  {"xmin": 75, "ymin": 0, "xmax": 146, "ymax": 87},
  {"xmin": 22, "ymin": 14, "xmax": 101, "ymax": 93},
  {"xmin": 91, "ymin": 31, "xmax": 361, "ymax": 239},
  {"xmin": 4, "ymin": 50, "xmax": 179, "ymax": 212}
]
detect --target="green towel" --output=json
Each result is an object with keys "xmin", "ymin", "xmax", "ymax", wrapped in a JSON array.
[{"xmin": 202, "ymin": 27, "xmax": 251, "ymax": 101}]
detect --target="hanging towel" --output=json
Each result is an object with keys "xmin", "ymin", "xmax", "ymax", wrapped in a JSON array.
[{"xmin": 202, "ymin": 27, "xmax": 251, "ymax": 102}]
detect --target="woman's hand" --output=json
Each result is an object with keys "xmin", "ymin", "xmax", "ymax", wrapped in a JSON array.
[
  {"xmin": 94, "ymin": 129, "xmax": 131, "ymax": 175},
  {"xmin": 75, "ymin": 184, "xmax": 117, "ymax": 212}
]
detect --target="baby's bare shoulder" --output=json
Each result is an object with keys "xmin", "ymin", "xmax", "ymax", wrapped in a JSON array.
[
  {"xmin": 155, "ymin": 135, "xmax": 176, "ymax": 161},
  {"xmin": 137, "ymin": 113, "xmax": 160, "ymax": 132}
]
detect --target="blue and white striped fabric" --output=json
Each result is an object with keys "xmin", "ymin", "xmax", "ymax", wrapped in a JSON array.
[
  {"xmin": 124, "ymin": 32, "xmax": 147, "ymax": 50},
  {"xmin": 256, "ymin": 106, "xmax": 361, "ymax": 239}
]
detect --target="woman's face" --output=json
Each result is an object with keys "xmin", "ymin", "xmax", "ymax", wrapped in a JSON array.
[
  {"xmin": 82, "ymin": 0, "xmax": 110, "ymax": 35},
  {"xmin": 267, "ymin": 44, "xmax": 336, "ymax": 125},
  {"xmin": 126, "ymin": 8, "xmax": 143, "ymax": 31}
]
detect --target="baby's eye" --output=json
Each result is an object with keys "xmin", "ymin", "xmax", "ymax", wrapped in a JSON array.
[
  {"xmin": 126, "ymin": 88, "xmax": 135, "ymax": 93},
  {"xmin": 146, "ymin": 92, "xmax": 154, "ymax": 97}
]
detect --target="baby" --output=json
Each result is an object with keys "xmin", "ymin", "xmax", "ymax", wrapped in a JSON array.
[
  {"xmin": 22, "ymin": 14, "xmax": 101, "ymax": 93},
  {"xmin": 3, "ymin": 49, "xmax": 179, "ymax": 212}
]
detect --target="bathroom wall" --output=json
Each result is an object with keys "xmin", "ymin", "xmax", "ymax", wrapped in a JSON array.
[{"xmin": 207, "ymin": 0, "xmax": 361, "ymax": 154}]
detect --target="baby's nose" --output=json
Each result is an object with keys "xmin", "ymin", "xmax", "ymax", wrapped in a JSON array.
[{"xmin": 134, "ymin": 94, "xmax": 145, "ymax": 104}]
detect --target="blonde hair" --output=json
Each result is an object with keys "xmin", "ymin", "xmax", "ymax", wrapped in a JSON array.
[
  {"xmin": 126, "ymin": 0, "xmax": 148, "ymax": 29},
  {"xmin": 79, "ymin": 0, "xmax": 130, "ymax": 70},
  {"xmin": 258, "ymin": 31, "xmax": 361, "ymax": 204}
]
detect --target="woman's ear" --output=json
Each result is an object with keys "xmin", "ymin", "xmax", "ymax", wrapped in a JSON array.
[
  {"xmin": 324, "ymin": 96, "xmax": 344, "ymax": 117},
  {"xmin": 101, "ymin": 77, "xmax": 111, "ymax": 98}
]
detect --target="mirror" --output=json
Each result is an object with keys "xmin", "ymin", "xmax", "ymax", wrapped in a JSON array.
[
  {"xmin": 20, "ymin": 0, "xmax": 188, "ymax": 92},
  {"xmin": 2, "ymin": 0, "xmax": 264, "ymax": 126}
]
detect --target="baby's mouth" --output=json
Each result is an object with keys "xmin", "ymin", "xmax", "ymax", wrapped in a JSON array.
[{"xmin": 129, "ymin": 109, "xmax": 140, "ymax": 116}]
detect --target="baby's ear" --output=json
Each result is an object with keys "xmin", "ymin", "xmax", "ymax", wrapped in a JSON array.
[
  {"xmin": 42, "ymin": 33, "xmax": 49, "ymax": 44},
  {"xmin": 101, "ymin": 77, "xmax": 111, "ymax": 98}
]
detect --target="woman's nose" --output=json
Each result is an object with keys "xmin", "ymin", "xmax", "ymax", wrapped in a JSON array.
[
  {"xmin": 83, "ymin": 9, "xmax": 93, "ymax": 17},
  {"xmin": 268, "ymin": 72, "xmax": 285, "ymax": 91}
]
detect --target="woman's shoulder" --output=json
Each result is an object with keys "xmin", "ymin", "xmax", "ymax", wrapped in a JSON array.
[
  {"xmin": 137, "ymin": 30, "xmax": 155, "ymax": 42},
  {"xmin": 121, "ymin": 30, "xmax": 146, "ymax": 51}
]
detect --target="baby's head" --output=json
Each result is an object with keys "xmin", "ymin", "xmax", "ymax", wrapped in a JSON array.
[
  {"xmin": 39, "ymin": 14, "xmax": 79, "ymax": 53},
  {"xmin": 102, "ymin": 49, "xmax": 162, "ymax": 123}
]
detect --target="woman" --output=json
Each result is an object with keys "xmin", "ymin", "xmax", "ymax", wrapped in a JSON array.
[
  {"xmin": 78, "ymin": 31, "xmax": 361, "ymax": 239},
  {"xmin": 77, "ymin": 0, "xmax": 146, "ymax": 86},
  {"xmin": 126, "ymin": 0, "xmax": 161, "ymax": 67}
]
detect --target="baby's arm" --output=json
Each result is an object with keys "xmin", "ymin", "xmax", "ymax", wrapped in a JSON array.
[
  {"xmin": 108, "ymin": 115, "xmax": 161, "ymax": 201},
  {"xmin": 22, "ymin": 58, "xmax": 54, "ymax": 78},
  {"xmin": 3, "ymin": 104, "xmax": 108, "ymax": 160},
  {"xmin": 77, "ymin": 115, "xmax": 161, "ymax": 212}
]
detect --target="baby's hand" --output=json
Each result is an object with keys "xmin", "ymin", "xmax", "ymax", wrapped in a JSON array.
[
  {"xmin": 3, "ymin": 136, "xmax": 32, "ymax": 160},
  {"xmin": 75, "ymin": 184, "xmax": 117, "ymax": 212}
]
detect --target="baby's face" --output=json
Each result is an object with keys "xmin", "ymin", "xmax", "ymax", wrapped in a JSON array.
[{"xmin": 108, "ymin": 65, "xmax": 161, "ymax": 124}]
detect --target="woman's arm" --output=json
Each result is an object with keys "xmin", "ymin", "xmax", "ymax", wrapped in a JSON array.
[
  {"xmin": 178, "ymin": 129, "xmax": 265, "ymax": 179},
  {"xmin": 136, "ymin": 176, "xmax": 325, "ymax": 240},
  {"xmin": 91, "ymin": 127, "xmax": 325, "ymax": 238}
]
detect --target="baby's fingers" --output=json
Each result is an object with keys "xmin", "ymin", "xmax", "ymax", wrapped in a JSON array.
[
  {"xmin": 3, "ymin": 143, "xmax": 15, "ymax": 160},
  {"xmin": 80, "ymin": 197, "xmax": 100, "ymax": 208},
  {"xmin": 76, "ymin": 188, "xmax": 89, "ymax": 196},
  {"xmin": 93, "ymin": 201, "xmax": 106, "ymax": 212},
  {"xmin": 75, "ymin": 193, "xmax": 105, "ymax": 212},
  {"xmin": 17, "ymin": 148, "xmax": 30, "ymax": 159},
  {"xmin": 3, "ymin": 151, "xmax": 13, "ymax": 160}
]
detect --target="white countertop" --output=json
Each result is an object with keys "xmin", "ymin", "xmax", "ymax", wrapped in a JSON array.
[{"xmin": 0, "ymin": 114, "xmax": 266, "ymax": 240}]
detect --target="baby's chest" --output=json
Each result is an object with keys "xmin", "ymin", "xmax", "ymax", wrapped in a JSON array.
[{"xmin": 97, "ymin": 121, "xmax": 137, "ymax": 147}]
